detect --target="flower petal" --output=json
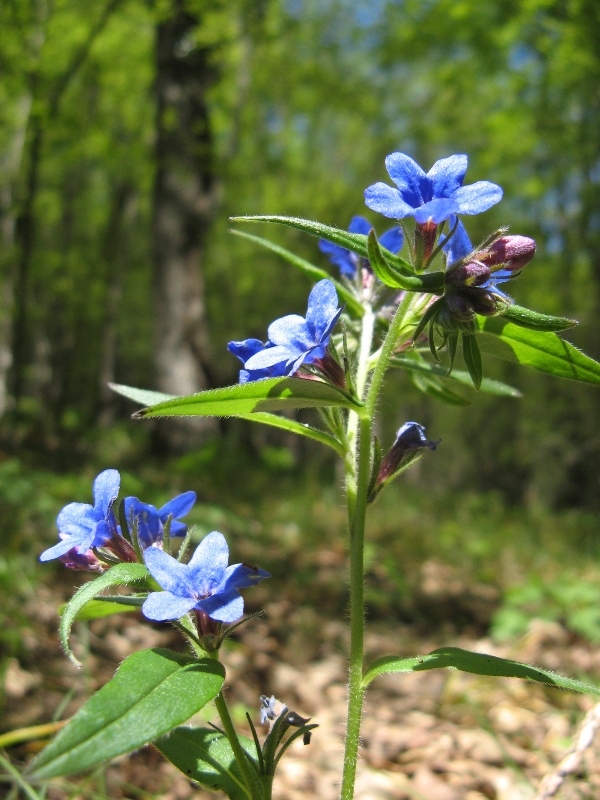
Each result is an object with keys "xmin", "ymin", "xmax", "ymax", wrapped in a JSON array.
[
  {"xmin": 413, "ymin": 198, "xmax": 460, "ymax": 225},
  {"xmin": 267, "ymin": 315, "xmax": 312, "ymax": 349},
  {"xmin": 384, "ymin": 152, "xmax": 430, "ymax": 205},
  {"xmin": 142, "ymin": 591, "xmax": 198, "ymax": 621},
  {"xmin": 427, "ymin": 154, "xmax": 468, "ymax": 198},
  {"xmin": 159, "ymin": 491, "xmax": 196, "ymax": 522},
  {"xmin": 219, "ymin": 563, "xmax": 271, "ymax": 592},
  {"xmin": 228, "ymin": 339, "xmax": 267, "ymax": 363},
  {"xmin": 188, "ymin": 531, "xmax": 229, "ymax": 587},
  {"xmin": 57, "ymin": 502, "xmax": 97, "ymax": 534},
  {"xmin": 144, "ymin": 547, "xmax": 196, "ymax": 597},
  {"xmin": 441, "ymin": 217, "xmax": 473, "ymax": 264},
  {"xmin": 305, "ymin": 279, "xmax": 339, "ymax": 340},
  {"xmin": 40, "ymin": 528, "xmax": 96, "ymax": 562},
  {"xmin": 364, "ymin": 182, "xmax": 415, "ymax": 219},
  {"xmin": 347, "ymin": 215, "xmax": 371, "ymax": 235},
  {"xmin": 92, "ymin": 469, "xmax": 120, "ymax": 515},
  {"xmin": 169, "ymin": 520, "xmax": 188, "ymax": 538},
  {"xmin": 453, "ymin": 181, "xmax": 503, "ymax": 215},
  {"xmin": 378, "ymin": 227, "xmax": 404, "ymax": 254},
  {"xmin": 196, "ymin": 590, "xmax": 244, "ymax": 623},
  {"xmin": 245, "ymin": 344, "xmax": 298, "ymax": 370}
]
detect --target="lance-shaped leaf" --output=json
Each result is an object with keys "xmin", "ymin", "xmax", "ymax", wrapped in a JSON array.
[
  {"xmin": 109, "ymin": 383, "xmax": 175, "ymax": 405},
  {"xmin": 29, "ymin": 649, "xmax": 225, "ymax": 780},
  {"xmin": 391, "ymin": 356, "xmax": 522, "ymax": 398},
  {"xmin": 61, "ymin": 596, "xmax": 145, "ymax": 622},
  {"xmin": 363, "ymin": 646, "xmax": 600, "ymax": 694},
  {"xmin": 501, "ymin": 304, "xmax": 578, "ymax": 332},
  {"xmin": 367, "ymin": 229, "xmax": 444, "ymax": 291},
  {"xmin": 462, "ymin": 332, "xmax": 482, "ymax": 390},
  {"xmin": 477, "ymin": 317, "xmax": 600, "ymax": 385},
  {"xmin": 238, "ymin": 412, "xmax": 346, "ymax": 456},
  {"xmin": 156, "ymin": 727, "xmax": 260, "ymax": 800},
  {"xmin": 230, "ymin": 228, "xmax": 363, "ymax": 317},
  {"xmin": 231, "ymin": 215, "xmax": 445, "ymax": 293},
  {"xmin": 129, "ymin": 378, "xmax": 364, "ymax": 419},
  {"xmin": 60, "ymin": 562, "xmax": 149, "ymax": 666}
]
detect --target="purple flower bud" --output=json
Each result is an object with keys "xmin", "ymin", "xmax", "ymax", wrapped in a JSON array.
[
  {"xmin": 375, "ymin": 422, "xmax": 439, "ymax": 490},
  {"xmin": 480, "ymin": 235, "xmax": 536, "ymax": 272},
  {"xmin": 444, "ymin": 292, "xmax": 475, "ymax": 323},
  {"xmin": 446, "ymin": 260, "xmax": 492, "ymax": 288},
  {"xmin": 467, "ymin": 288, "xmax": 503, "ymax": 316}
]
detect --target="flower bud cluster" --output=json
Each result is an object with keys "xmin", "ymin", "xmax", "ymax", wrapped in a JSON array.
[{"xmin": 439, "ymin": 232, "xmax": 536, "ymax": 332}]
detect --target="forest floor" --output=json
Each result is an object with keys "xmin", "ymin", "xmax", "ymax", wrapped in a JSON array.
[{"xmin": 5, "ymin": 563, "xmax": 600, "ymax": 800}]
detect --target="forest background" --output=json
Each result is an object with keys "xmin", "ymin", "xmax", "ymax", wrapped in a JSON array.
[{"xmin": 2, "ymin": 0, "xmax": 600, "ymax": 779}]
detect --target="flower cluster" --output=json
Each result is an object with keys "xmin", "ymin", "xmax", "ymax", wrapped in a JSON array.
[
  {"xmin": 40, "ymin": 470, "xmax": 196, "ymax": 568},
  {"xmin": 438, "ymin": 218, "xmax": 536, "ymax": 331},
  {"xmin": 229, "ymin": 279, "xmax": 344, "ymax": 385}
]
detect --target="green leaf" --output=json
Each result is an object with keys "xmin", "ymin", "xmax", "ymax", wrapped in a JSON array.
[
  {"xmin": 231, "ymin": 215, "xmax": 445, "ymax": 293},
  {"xmin": 109, "ymin": 383, "xmax": 176, "ymax": 405},
  {"xmin": 391, "ymin": 356, "xmax": 522, "ymax": 397},
  {"xmin": 501, "ymin": 304, "xmax": 578, "ymax": 332},
  {"xmin": 462, "ymin": 332, "xmax": 482, "ymax": 390},
  {"xmin": 477, "ymin": 317, "xmax": 600, "ymax": 384},
  {"xmin": 132, "ymin": 377, "xmax": 363, "ymax": 419},
  {"xmin": 366, "ymin": 229, "xmax": 436, "ymax": 291},
  {"xmin": 156, "ymin": 727, "xmax": 259, "ymax": 800},
  {"xmin": 238, "ymin": 412, "xmax": 346, "ymax": 456},
  {"xmin": 60, "ymin": 563, "xmax": 149, "ymax": 666},
  {"xmin": 363, "ymin": 646, "xmax": 600, "ymax": 694},
  {"xmin": 62, "ymin": 598, "xmax": 143, "ymax": 621},
  {"xmin": 29, "ymin": 649, "xmax": 225, "ymax": 780},
  {"xmin": 409, "ymin": 370, "xmax": 471, "ymax": 406},
  {"xmin": 229, "ymin": 228, "xmax": 364, "ymax": 318}
]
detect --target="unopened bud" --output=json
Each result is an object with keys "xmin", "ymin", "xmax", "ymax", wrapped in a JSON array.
[
  {"xmin": 446, "ymin": 260, "xmax": 491, "ymax": 287},
  {"xmin": 376, "ymin": 422, "xmax": 439, "ymax": 487},
  {"xmin": 58, "ymin": 539, "xmax": 103, "ymax": 572},
  {"xmin": 480, "ymin": 235, "xmax": 536, "ymax": 272},
  {"xmin": 467, "ymin": 289, "xmax": 501, "ymax": 316},
  {"xmin": 444, "ymin": 293, "xmax": 475, "ymax": 323}
]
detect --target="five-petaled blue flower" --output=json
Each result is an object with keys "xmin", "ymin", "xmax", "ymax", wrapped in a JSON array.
[
  {"xmin": 364, "ymin": 153, "xmax": 502, "ymax": 225},
  {"xmin": 319, "ymin": 216, "xmax": 403, "ymax": 278},
  {"xmin": 124, "ymin": 491, "xmax": 197, "ymax": 549},
  {"xmin": 227, "ymin": 339, "xmax": 288, "ymax": 383},
  {"xmin": 40, "ymin": 469, "xmax": 120, "ymax": 562},
  {"xmin": 232, "ymin": 279, "xmax": 343, "ymax": 379},
  {"xmin": 142, "ymin": 530, "xmax": 270, "ymax": 623}
]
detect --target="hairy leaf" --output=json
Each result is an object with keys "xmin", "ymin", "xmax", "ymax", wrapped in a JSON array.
[
  {"xmin": 29, "ymin": 649, "xmax": 225, "ymax": 779},
  {"xmin": 363, "ymin": 646, "xmax": 600, "ymax": 693},
  {"xmin": 501, "ymin": 304, "xmax": 577, "ymax": 332}
]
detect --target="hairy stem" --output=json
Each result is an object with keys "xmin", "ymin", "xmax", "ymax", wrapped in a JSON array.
[{"xmin": 340, "ymin": 292, "xmax": 415, "ymax": 800}]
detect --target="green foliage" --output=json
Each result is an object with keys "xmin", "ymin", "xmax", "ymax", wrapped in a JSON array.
[
  {"xmin": 29, "ymin": 648, "xmax": 225, "ymax": 780},
  {"xmin": 60, "ymin": 562, "xmax": 149, "ymax": 665},
  {"xmin": 156, "ymin": 727, "xmax": 259, "ymax": 800},
  {"xmin": 492, "ymin": 574, "xmax": 600, "ymax": 644},
  {"xmin": 362, "ymin": 646, "xmax": 600, "ymax": 694}
]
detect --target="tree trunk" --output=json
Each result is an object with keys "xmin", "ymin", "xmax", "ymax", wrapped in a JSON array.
[{"xmin": 152, "ymin": 0, "xmax": 219, "ymax": 448}]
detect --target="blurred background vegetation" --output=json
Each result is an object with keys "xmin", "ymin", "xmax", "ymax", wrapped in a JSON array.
[{"xmin": 1, "ymin": 0, "xmax": 600, "ymax": 671}]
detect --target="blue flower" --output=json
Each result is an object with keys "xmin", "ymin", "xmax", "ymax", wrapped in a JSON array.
[
  {"xmin": 364, "ymin": 153, "xmax": 502, "ymax": 224},
  {"xmin": 124, "ymin": 491, "xmax": 197, "ymax": 549},
  {"xmin": 319, "ymin": 216, "xmax": 403, "ymax": 278},
  {"xmin": 142, "ymin": 530, "xmax": 270, "ymax": 623},
  {"xmin": 227, "ymin": 339, "xmax": 288, "ymax": 383},
  {"xmin": 40, "ymin": 470, "xmax": 120, "ymax": 562},
  {"xmin": 241, "ymin": 279, "xmax": 342, "ymax": 378}
]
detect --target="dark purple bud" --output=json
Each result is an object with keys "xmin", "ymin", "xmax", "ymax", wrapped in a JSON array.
[
  {"xmin": 444, "ymin": 293, "xmax": 475, "ymax": 323},
  {"xmin": 376, "ymin": 422, "xmax": 439, "ymax": 487},
  {"xmin": 467, "ymin": 288, "xmax": 507, "ymax": 316},
  {"xmin": 480, "ymin": 235, "xmax": 536, "ymax": 272},
  {"xmin": 446, "ymin": 260, "xmax": 491, "ymax": 287},
  {"xmin": 308, "ymin": 351, "xmax": 348, "ymax": 390}
]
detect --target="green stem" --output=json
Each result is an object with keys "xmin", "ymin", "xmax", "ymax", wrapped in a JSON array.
[
  {"xmin": 214, "ymin": 688, "xmax": 262, "ymax": 800},
  {"xmin": 340, "ymin": 293, "xmax": 414, "ymax": 800}
]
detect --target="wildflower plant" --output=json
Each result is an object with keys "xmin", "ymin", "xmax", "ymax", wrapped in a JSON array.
[{"xmin": 30, "ymin": 152, "xmax": 600, "ymax": 800}]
